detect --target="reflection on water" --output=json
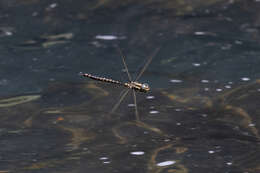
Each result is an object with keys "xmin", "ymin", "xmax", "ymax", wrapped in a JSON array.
[
  {"xmin": 0, "ymin": 0, "xmax": 260, "ymax": 173},
  {"xmin": 0, "ymin": 80, "xmax": 259, "ymax": 173}
]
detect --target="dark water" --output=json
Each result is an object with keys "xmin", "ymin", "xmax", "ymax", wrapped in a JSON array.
[{"xmin": 0, "ymin": 0, "xmax": 260, "ymax": 173}]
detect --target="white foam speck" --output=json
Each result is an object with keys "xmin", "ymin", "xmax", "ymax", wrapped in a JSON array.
[
  {"xmin": 201, "ymin": 114, "xmax": 208, "ymax": 117},
  {"xmin": 170, "ymin": 79, "xmax": 183, "ymax": 83},
  {"xmin": 146, "ymin": 96, "xmax": 155, "ymax": 99},
  {"xmin": 49, "ymin": 3, "xmax": 58, "ymax": 8},
  {"xmin": 235, "ymin": 40, "xmax": 243, "ymax": 44},
  {"xmin": 222, "ymin": 44, "xmax": 232, "ymax": 50},
  {"xmin": 201, "ymin": 80, "xmax": 209, "ymax": 83},
  {"xmin": 5, "ymin": 31, "xmax": 13, "ymax": 36},
  {"xmin": 226, "ymin": 162, "xmax": 232, "ymax": 165},
  {"xmin": 103, "ymin": 161, "xmax": 110, "ymax": 164},
  {"xmin": 49, "ymin": 78, "xmax": 56, "ymax": 81},
  {"xmin": 248, "ymin": 123, "xmax": 255, "ymax": 127},
  {"xmin": 157, "ymin": 161, "xmax": 176, "ymax": 167},
  {"xmin": 128, "ymin": 104, "xmax": 135, "ymax": 107},
  {"xmin": 208, "ymin": 150, "xmax": 215, "ymax": 154},
  {"xmin": 32, "ymin": 11, "xmax": 38, "ymax": 17},
  {"xmin": 130, "ymin": 151, "xmax": 145, "ymax": 155},
  {"xmin": 99, "ymin": 157, "xmax": 109, "ymax": 160},
  {"xmin": 176, "ymin": 122, "xmax": 181, "ymax": 126},
  {"xmin": 95, "ymin": 35, "xmax": 119, "ymax": 40},
  {"xmin": 149, "ymin": 110, "xmax": 159, "ymax": 114},
  {"xmin": 216, "ymin": 88, "xmax": 222, "ymax": 92},
  {"xmin": 225, "ymin": 85, "xmax": 231, "ymax": 89},
  {"xmin": 241, "ymin": 77, "xmax": 250, "ymax": 81},
  {"xmin": 204, "ymin": 88, "xmax": 209, "ymax": 91},
  {"xmin": 192, "ymin": 63, "xmax": 201, "ymax": 67},
  {"xmin": 194, "ymin": 31, "xmax": 206, "ymax": 35}
]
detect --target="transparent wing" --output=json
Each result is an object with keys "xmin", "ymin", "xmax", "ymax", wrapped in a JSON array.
[
  {"xmin": 117, "ymin": 46, "xmax": 132, "ymax": 82},
  {"xmin": 132, "ymin": 90, "xmax": 140, "ymax": 121},
  {"xmin": 134, "ymin": 47, "xmax": 160, "ymax": 82},
  {"xmin": 108, "ymin": 88, "xmax": 130, "ymax": 116}
]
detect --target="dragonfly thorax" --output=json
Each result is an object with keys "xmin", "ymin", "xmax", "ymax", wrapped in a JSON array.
[{"xmin": 125, "ymin": 81, "xmax": 150, "ymax": 92}]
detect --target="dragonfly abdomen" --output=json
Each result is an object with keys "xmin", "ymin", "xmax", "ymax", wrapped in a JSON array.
[{"xmin": 80, "ymin": 73, "xmax": 123, "ymax": 85}]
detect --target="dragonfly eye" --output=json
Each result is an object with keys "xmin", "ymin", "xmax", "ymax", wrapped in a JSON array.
[{"xmin": 141, "ymin": 83, "xmax": 149, "ymax": 89}]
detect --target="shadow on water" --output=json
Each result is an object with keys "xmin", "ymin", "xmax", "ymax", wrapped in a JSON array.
[{"xmin": 0, "ymin": 0, "xmax": 260, "ymax": 173}]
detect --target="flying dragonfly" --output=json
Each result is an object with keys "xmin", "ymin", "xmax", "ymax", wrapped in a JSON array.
[{"xmin": 79, "ymin": 47, "xmax": 160, "ymax": 121}]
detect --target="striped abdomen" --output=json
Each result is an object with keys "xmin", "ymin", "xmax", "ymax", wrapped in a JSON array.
[{"xmin": 80, "ymin": 72, "xmax": 123, "ymax": 85}]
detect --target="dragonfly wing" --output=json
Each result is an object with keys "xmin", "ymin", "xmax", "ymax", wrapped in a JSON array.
[
  {"xmin": 132, "ymin": 90, "xmax": 140, "ymax": 121},
  {"xmin": 135, "ymin": 47, "xmax": 160, "ymax": 82},
  {"xmin": 108, "ymin": 88, "xmax": 130, "ymax": 116},
  {"xmin": 117, "ymin": 46, "xmax": 132, "ymax": 82}
]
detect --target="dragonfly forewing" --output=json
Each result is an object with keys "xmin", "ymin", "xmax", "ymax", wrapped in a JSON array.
[
  {"xmin": 117, "ymin": 46, "xmax": 132, "ymax": 82},
  {"xmin": 135, "ymin": 47, "xmax": 160, "ymax": 81}
]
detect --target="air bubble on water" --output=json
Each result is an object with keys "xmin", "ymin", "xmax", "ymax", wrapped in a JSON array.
[
  {"xmin": 49, "ymin": 3, "xmax": 58, "ymax": 8},
  {"xmin": 225, "ymin": 85, "xmax": 231, "ymax": 89},
  {"xmin": 201, "ymin": 114, "xmax": 208, "ymax": 117},
  {"xmin": 128, "ymin": 104, "xmax": 135, "ymax": 107},
  {"xmin": 170, "ymin": 79, "xmax": 183, "ymax": 83},
  {"xmin": 216, "ymin": 88, "xmax": 222, "ymax": 92},
  {"xmin": 130, "ymin": 151, "xmax": 145, "ymax": 155},
  {"xmin": 192, "ymin": 63, "xmax": 201, "ymax": 67},
  {"xmin": 99, "ymin": 157, "xmax": 109, "ymax": 160},
  {"xmin": 95, "ymin": 35, "xmax": 125, "ymax": 40},
  {"xmin": 248, "ymin": 123, "xmax": 255, "ymax": 127},
  {"xmin": 208, "ymin": 150, "xmax": 215, "ymax": 154},
  {"xmin": 201, "ymin": 80, "xmax": 209, "ymax": 83},
  {"xmin": 241, "ymin": 77, "xmax": 250, "ymax": 81},
  {"xmin": 157, "ymin": 161, "xmax": 176, "ymax": 167},
  {"xmin": 226, "ymin": 162, "xmax": 232, "ymax": 165},
  {"xmin": 5, "ymin": 31, "xmax": 12, "ymax": 36},
  {"xmin": 194, "ymin": 31, "xmax": 206, "ymax": 35},
  {"xmin": 235, "ymin": 40, "xmax": 243, "ymax": 44},
  {"xmin": 146, "ymin": 96, "xmax": 155, "ymax": 99},
  {"xmin": 149, "ymin": 110, "xmax": 159, "ymax": 114}
]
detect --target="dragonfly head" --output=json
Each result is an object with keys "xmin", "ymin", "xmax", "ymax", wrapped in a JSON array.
[
  {"xmin": 141, "ymin": 83, "xmax": 150, "ymax": 92},
  {"xmin": 130, "ymin": 81, "xmax": 150, "ymax": 92}
]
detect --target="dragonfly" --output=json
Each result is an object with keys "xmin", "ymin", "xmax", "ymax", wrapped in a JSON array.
[{"xmin": 79, "ymin": 47, "xmax": 160, "ymax": 121}]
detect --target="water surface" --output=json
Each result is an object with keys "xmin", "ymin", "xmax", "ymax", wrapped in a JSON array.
[{"xmin": 0, "ymin": 0, "xmax": 260, "ymax": 173}]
